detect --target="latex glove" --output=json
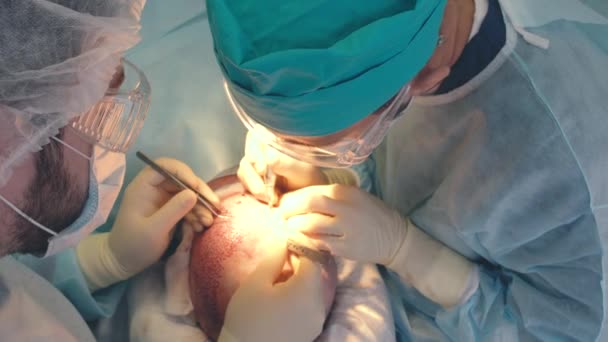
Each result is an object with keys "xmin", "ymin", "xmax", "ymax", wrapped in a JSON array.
[
  {"xmin": 237, "ymin": 131, "xmax": 359, "ymax": 204},
  {"xmin": 219, "ymin": 245, "xmax": 326, "ymax": 342},
  {"xmin": 280, "ymin": 184, "xmax": 478, "ymax": 308},
  {"xmin": 77, "ymin": 158, "xmax": 219, "ymax": 291}
]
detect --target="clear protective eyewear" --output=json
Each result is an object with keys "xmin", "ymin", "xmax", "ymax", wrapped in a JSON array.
[
  {"xmin": 226, "ymin": 82, "xmax": 412, "ymax": 168},
  {"xmin": 70, "ymin": 58, "xmax": 151, "ymax": 153},
  {"xmin": 0, "ymin": 58, "xmax": 149, "ymax": 245}
]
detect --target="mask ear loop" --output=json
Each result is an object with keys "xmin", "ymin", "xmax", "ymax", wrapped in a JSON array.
[
  {"xmin": 50, "ymin": 135, "xmax": 92, "ymax": 161},
  {"xmin": 0, "ymin": 134, "xmax": 94, "ymax": 238},
  {"xmin": 0, "ymin": 192, "xmax": 58, "ymax": 237}
]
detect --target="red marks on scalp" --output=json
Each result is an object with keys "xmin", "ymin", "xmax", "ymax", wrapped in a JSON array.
[
  {"xmin": 189, "ymin": 176, "xmax": 338, "ymax": 341},
  {"xmin": 189, "ymin": 208, "xmax": 244, "ymax": 340}
]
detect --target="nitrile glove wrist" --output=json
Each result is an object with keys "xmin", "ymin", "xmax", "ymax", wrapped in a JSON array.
[
  {"xmin": 76, "ymin": 232, "xmax": 132, "ymax": 292},
  {"xmin": 386, "ymin": 218, "xmax": 479, "ymax": 308}
]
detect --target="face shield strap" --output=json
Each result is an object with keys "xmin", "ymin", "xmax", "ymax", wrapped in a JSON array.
[
  {"xmin": 0, "ymin": 134, "xmax": 93, "ymax": 239},
  {"xmin": 0, "ymin": 193, "xmax": 58, "ymax": 237}
]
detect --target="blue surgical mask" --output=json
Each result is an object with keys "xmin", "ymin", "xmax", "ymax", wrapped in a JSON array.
[
  {"xmin": 43, "ymin": 144, "xmax": 125, "ymax": 257},
  {"xmin": 0, "ymin": 142, "xmax": 125, "ymax": 257}
]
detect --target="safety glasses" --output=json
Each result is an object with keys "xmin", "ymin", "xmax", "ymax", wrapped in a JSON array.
[
  {"xmin": 226, "ymin": 82, "xmax": 411, "ymax": 168},
  {"xmin": 0, "ymin": 58, "xmax": 149, "ymax": 244},
  {"xmin": 71, "ymin": 58, "xmax": 150, "ymax": 153}
]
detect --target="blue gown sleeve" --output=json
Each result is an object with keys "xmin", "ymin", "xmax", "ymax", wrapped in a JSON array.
[
  {"xmin": 13, "ymin": 247, "xmax": 127, "ymax": 321},
  {"xmin": 409, "ymin": 175, "xmax": 604, "ymax": 341},
  {"xmin": 379, "ymin": 121, "xmax": 605, "ymax": 341},
  {"xmin": 437, "ymin": 216, "xmax": 603, "ymax": 341},
  {"xmin": 384, "ymin": 211, "xmax": 603, "ymax": 342}
]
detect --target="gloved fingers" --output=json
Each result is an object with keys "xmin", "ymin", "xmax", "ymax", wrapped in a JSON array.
[
  {"xmin": 190, "ymin": 178, "xmax": 220, "ymax": 208},
  {"xmin": 183, "ymin": 204, "xmax": 212, "ymax": 231},
  {"xmin": 164, "ymin": 165, "xmax": 220, "ymax": 207},
  {"xmin": 246, "ymin": 244, "xmax": 289, "ymax": 288},
  {"xmin": 285, "ymin": 213, "xmax": 342, "ymax": 237},
  {"xmin": 183, "ymin": 212, "xmax": 204, "ymax": 233},
  {"xmin": 193, "ymin": 204, "xmax": 213, "ymax": 227},
  {"xmin": 287, "ymin": 230, "xmax": 339, "ymax": 256},
  {"xmin": 265, "ymin": 147, "xmax": 298, "ymax": 174},
  {"xmin": 244, "ymin": 131, "xmax": 268, "ymax": 172},
  {"xmin": 268, "ymin": 149, "xmax": 328, "ymax": 190},
  {"xmin": 279, "ymin": 186, "xmax": 349, "ymax": 218},
  {"xmin": 276, "ymin": 257, "xmax": 324, "ymax": 312},
  {"xmin": 148, "ymin": 189, "xmax": 197, "ymax": 236},
  {"xmin": 281, "ymin": 257, "xmax": 322, "ymax": 293},
  {"xmin": 171, "ymin": 173, "xmax": 219, "ymax": 209},
  {"xmin": 289, "ymin": 231, "xmax": 353, "ymax": 261},
  {"xmin": 238, "ymin": 157, "xmax": 270, "ymax": 202},
  {"xmin": 140, "ymin": 157, "xmax": 220, "ymax": 207},
  {"xmin": 137, "ymin": 158, "xmax": 194, "ymax": 189},
  {"xmin": 315, "ymin": 238, "xmax": 351, "ymax": 260}
]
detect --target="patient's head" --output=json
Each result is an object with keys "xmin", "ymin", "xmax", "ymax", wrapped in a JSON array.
[{"xmin": 189, "ymin": 175, "xmax": 337, "ymax": 340}]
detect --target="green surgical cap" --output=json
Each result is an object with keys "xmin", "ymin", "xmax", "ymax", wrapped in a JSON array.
[{"xmin": 207, "ymin": 0, "xmax": 447, "ymax": 136}]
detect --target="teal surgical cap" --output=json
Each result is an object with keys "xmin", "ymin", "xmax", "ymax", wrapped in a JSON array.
[{"xmin": 207, "ymin": 0, "xmax": 447, "ymax": 136}]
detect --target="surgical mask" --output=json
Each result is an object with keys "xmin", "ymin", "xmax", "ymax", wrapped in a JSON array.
[
  {"xmin": 0, "ymin": 142, "xmax": 126, "ymax": 257},
  {"xmin": 227, "ymin": 82, "xmax": 412, "ymax": 168},
  {"xmin": 0, "ymin": 58, "xmax": 149, "ymax": 256},
  {"xmin": 45, "ymin": 143, "xmax": 125, "ymax": 257}
]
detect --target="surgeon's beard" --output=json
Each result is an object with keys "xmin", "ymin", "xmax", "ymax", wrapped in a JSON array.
[{"xmin": 7, "ymin": 132, "xmax": 87, "ymax": 255}]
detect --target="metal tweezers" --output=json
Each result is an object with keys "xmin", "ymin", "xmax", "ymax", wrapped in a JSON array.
[
  {"xmin": 286, "ymin": 239, "xmax": 331, "ymax": 264},
  {"xmin": 136, "ymin": 151, "xmax": 223, "ymax": 217}
]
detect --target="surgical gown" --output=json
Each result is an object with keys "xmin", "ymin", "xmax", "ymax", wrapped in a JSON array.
[
  {"xmin": 0, "ymin": 256, "xmax": 96, "ymax": 341},
  {"xmin": 371, "ymin": 3, "xmax": 608, "ymax": 341},
  {"xmin": 13, "ymin": 0, "xmax": 245, "ymax": 331}
]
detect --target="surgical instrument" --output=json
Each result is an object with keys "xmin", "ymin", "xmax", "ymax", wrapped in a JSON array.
[
  {"xmin": 136, "ymin": 151, "xmax": 226, "ymax": 218},
  {"xmin": 286, "ymin": 239, "xmax": 331, "ymax": 264},
  {"xmin": 264, "ymin": 166, "xmax": 277, "ymax": 209}
]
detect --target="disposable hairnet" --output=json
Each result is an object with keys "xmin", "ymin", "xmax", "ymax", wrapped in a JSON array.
[{"xmin": 0, "ymin": 0, "xmax": 145, "ymax": 187}]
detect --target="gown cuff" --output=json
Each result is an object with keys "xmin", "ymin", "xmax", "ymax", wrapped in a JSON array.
[{"xmin": 388, "ymin": 218, "xmax": 479, "ymax": 308}]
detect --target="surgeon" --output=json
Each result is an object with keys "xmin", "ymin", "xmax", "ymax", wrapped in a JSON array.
[
  {"xmin": 0, "ymin": 1, "xmax": 327, "ymax": 341},
  {"xmin": 207, "ymin": 0, "xmax": 608, "ymax": 340}
]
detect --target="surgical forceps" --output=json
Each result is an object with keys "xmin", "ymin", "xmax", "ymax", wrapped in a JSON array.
[{"xmin": 136, "ymin": 151, "xmax": 225, "ymax": 218}]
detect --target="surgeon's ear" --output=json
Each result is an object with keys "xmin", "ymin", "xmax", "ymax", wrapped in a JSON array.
[{"xmin": 409, "ymin": 66, "xmax": 451, "ymax": 96}]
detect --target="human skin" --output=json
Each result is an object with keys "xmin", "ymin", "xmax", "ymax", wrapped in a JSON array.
[
  {"xmin": 189, "ymin": 175, "xmax": 338, "ymax": 341},
  {"xmin": 271, "ymin": 0, "xmax": 474, "ymax": 146},
  {"xmin": 0, "ymin": 124, "xmax": 91, "ymax": 255},
  {"xmin": 0, "ymin": 65, "xmax": 124, "ymax": 255}
]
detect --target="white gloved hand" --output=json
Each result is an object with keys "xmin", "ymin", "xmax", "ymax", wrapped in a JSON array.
[
  {"xmin": 280, "ymin": 184, "xmax": 478, "ymax": 308},
  {"xmin": 219, "ymin": 245, "xmax": 326, "ymax": 342},
  {"xmin": 77, "ymin": 158, "xmax": 219, "ymax": 291},
  {"xmin": 237, "ymin": 131, "xmax": 359, "ymax": 204}
]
